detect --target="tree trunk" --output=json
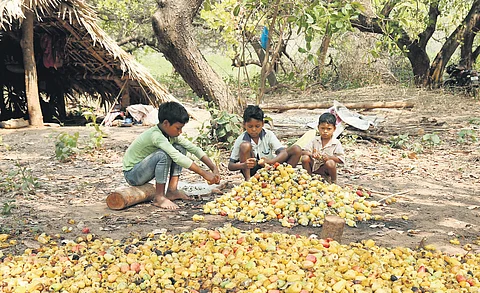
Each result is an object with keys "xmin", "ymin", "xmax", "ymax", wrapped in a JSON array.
[
  {"xmin": 352, "ymin": 14, "xmax": 432, "ymax": 86},
  {"xmin": 317, "ymin": 27, "xmax": 331, "ymax": 78},
  {"xmin": 461, "ymin": 33, "xmax": 474, "ymax": 68},
  {"xmin": 316, "ymin": 0, "xmax": 332, "ymax": 79},
  {"xmin": 428, "ymin": 1, "xmax": 480, "ymax": 85},
  {"xmin": 405, "ymin": 43, "xmax": 431, "ymax": 86},
  {"xmin": 460, "ymin": 7, "xmax": 480, "ymax": 69},
  {"xmin": 152, "ymin": 0, "xmax": 245, "ymax": 114},
  {"xmin": 248, "ymin": 38, "xmax": 277, "ymax": 87},
  {"xmin": 258, "ymin": 0, "xmax": 281, "ymax": 104},
  {"xmin": 320, "ymin": 215, "xmax": 345, "ymax": 242},
  {"xmin": 473, "ymin": 21, "xmax": 480, "ymax": 61},
  {"xmin": 20, "ymin": 10, "xmax": 43, "ymax": 127}
]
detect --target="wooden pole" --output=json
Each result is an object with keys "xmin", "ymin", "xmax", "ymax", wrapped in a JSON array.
[
  {"xmin": 20, "ymin": 10, "xmax": 43, "ymax": 127},
  {"xmin": 106, "ymin": 184, "xmax": 156, "ymax": 210},
  {"xmin": 114, "ymin": 79, "xmax": 130, "ymax": 108},
  {"xmin": 320, "ymin": 215, "xmax": 345, "ymax": 242},
  {"xmin": 121, "ymin": 85, "xmax": 130, "ymax": 109}
]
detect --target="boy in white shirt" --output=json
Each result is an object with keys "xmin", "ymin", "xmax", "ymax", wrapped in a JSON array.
[{"xmin": 228, "ymin": 105, "xmax": 302, "ymax": 181}]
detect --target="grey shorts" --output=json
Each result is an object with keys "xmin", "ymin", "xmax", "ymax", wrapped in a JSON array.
[{"xmin": 123, "ymin": 144, "xmax": 186, "ymax": 185}]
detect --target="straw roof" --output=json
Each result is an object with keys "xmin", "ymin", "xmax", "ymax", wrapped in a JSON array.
[{"xmin": 0, "ymin": 0, "xmax": 178, "ymax": 110}]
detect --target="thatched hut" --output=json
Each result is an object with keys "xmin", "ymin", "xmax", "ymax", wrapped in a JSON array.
[{"xmin": 0, "ymin": 0, "xmax": 176, "ymax": 123}]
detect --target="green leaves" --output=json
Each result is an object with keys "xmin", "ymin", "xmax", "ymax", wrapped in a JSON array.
[
  {"xmin": 422, "ymin": 133, "xmax": 441, "ymax": 147},
  {"xmin": 233, "ymin": 5, "xmax": 241, "ymax": 16},
  {"xmin": 1, "ymin": 200, "xmax": 15, "ymax": 215},
  {"xmin": 92, "ymin": 0, "xmax": 157, "ymax": 49},
  {"xmin": 193, "ymin": 103, "xmax": 242, "ymax": 166},
  {"xmin": 0, "ymin": 162, "xmax": 39, "ymax": 196},
  {"xmin": 82, "ymin": 108, "xmax": 105, "ymax": 151},
  {"xmin": 55, "ymin": 132, "xmax": 80, "ymax": 162},
  {"xmin": 457, "ymin": 129, "xmax": 478, "ymax": 143},
  {"xmin": 200, "ymin": 0, "xmax": 361, "ymax": 56},
  {"xmin": 199, "ymin": 0, "xmax": 240, "ymax": 55},
  {"xmin": 389, "ymin": 134, "xmax": 410, "ymax": 149},
  {"xmin": 196, "ymin": 104, "xmax": 242, "ymax": 150}
]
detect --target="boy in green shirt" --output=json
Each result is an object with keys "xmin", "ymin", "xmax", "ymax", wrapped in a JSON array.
[{"xmin": 123, "ymin": 102, "xmax": 220, "ymax": 209}]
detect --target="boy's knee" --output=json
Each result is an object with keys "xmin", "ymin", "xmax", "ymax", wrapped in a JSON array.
[
  {"xmin": 325, "ymin": 159, "xmax": 336, "ymax": 169},
  {"xmin": 239, "ymin": 141, "xmax": 253, "ymax": 153},
  {"xmin": 173, "ymin": 144, "xmax": 186, "ymax": 155},
  {"xmin": 289, "ymin": 145, "xmax": 302, "ymax": 155},
  {"xmin": 301, "ymin": 155, "xmax": 311, "ymax": 164},
  {"xmin": 152, "ymin": 149, "xmax": 170, "ymax": 163}
]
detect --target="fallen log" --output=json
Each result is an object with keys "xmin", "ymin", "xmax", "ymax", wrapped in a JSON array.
[
  {"xmin": 106, "ymin": 184, "xmax": 156, "ymax": 210},
  {"xmin": 342, "ymin": 129, "xmax": 389, "ymax": 143},
  {"xmin": 260, "ymin": 100, "xmax": 414, "ymax": 112},
  {"xmin": 320, "ymin": 215, "xmax": 345, "ymax": 243},
  {"xmin": 0, "ymin": 118, "xmax": 29, "ymax": 129},
  {"xmin": 276, "ymin": 130, "xmax": 307, "ymax": 139}
]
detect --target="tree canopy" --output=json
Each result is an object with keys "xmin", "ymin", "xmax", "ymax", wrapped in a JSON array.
[
  {"xmin": 351, "ymin": 0, "xmax": 480, "ymax": 86},
  {"xmin": 92, "ymin": 0, "xmax": 480, "ymax": 110}
]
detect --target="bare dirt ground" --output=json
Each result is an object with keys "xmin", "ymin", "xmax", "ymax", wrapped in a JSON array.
[{"xmin": 1, "ymin": 85, "xmax": 479, "ymax": 256}]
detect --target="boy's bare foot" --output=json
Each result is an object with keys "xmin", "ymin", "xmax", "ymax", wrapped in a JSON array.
[
  {"xmin": 152, "ymin": 195, "xmax": 179, "ymax": 210},
  {"xmin": 166, "ymin": 190, "xmax": 193, "ymax": 201}
]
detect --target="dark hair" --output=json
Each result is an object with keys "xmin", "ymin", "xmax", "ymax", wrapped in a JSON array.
[
  {"xmin": 158, "ymin": 102, "xmax": 189, "ymax": 125},
  {"xmin": 318, "ymin": 112, "xmax": 336, "ymax": 126},
  {"xmin": 243, "ymin": 105, "xmax": 264, "ymax": 123}
]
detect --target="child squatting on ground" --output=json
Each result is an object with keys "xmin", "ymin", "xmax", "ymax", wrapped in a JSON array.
[
  {"xmin": 122, "ymin": 102, "xmax": 221, "ymax": 210},
  {"xmin": 301, "ymin": 112, "xmax": 345, "ymax": 183},
  {"xmin": 228, "ymin": 105, "xmax": 302, "ymax": 181}
]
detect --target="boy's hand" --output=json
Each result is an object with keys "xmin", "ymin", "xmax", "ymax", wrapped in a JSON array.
[
  {"xmin": 259, "ymin": 158, "xmax": 273, "ymax": 166},
  {"xmin": 311, "ymin": 148, "xmax": 321, "ymax": 160},
  {"xmin": 245, "ymin": 158, "xmax": 257, "ymax": 169},
  {"xmin": 212, "ymin": 168, "xmax": 221, "ymax": 184},
  {"xmin": 213, "ymin": 168, "xmax": 220, "ymax": 179},
  {"xmin": 205, "ymin": 171, "xmax": 220, "ymax": 185}
]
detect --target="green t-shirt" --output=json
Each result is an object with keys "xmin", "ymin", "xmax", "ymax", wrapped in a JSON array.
[{"xmin": 122, "ymin": 126, "xmax": 206, "ymax": 171}]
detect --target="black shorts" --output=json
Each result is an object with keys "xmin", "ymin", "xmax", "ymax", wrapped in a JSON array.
[{"xmin": 249, "ymin": 164, "xmax": 262, "ymax": 177}]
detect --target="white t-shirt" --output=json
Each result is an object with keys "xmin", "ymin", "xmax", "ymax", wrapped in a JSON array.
[{"xmin": 229, "ymin": 129, "xmax": 285, "ymax": 162}]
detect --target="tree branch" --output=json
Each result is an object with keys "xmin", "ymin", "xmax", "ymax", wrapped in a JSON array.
[
  {"xmin": 473, "ymin": 46, "xmax": 480, "ymax": 62},
  {"xmin": 231, "ymin": 58, "xmax": 261, "ymax": 67},
  {"xmin": 117, "ymin": 36, "xmax": 157, "ymax": 48},
  {"xmin": 351, "ymin": 14, "xmax": 384, "ymax": 34},
  {"xmin": 188, "ymin": 0, "xmax": 205, "ymax": 20},
  {"xmin": 417, "ymin": 1, "xmax": 440, "ymax": 49},
  {"xmin": 380, "ymin": 0, "xmax": 401, "ymax": 17},
  {"xmin": 352, "ymin": 14, "xmax": 412, "ymax": 51}
]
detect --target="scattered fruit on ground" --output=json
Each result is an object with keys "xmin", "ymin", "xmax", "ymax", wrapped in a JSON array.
[
  {"xmin": 1, "ymin": 225, "xmax": 479, "ymax": 292},
  {"xmin": 450, "ymin": 238, "xmax": 460, "ymax": 245},
  {"xmin": 204, "ymin": 164, "xmax": 380, "ymax": 227},
  {"xmin": 192, "ymin": 214, "xmax": 205, "ymax": 222}
]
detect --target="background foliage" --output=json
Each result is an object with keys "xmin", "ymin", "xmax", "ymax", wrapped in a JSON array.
[{"xmin": 90, "ymin": 0, "xmax": 479, "ymax": 101}]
